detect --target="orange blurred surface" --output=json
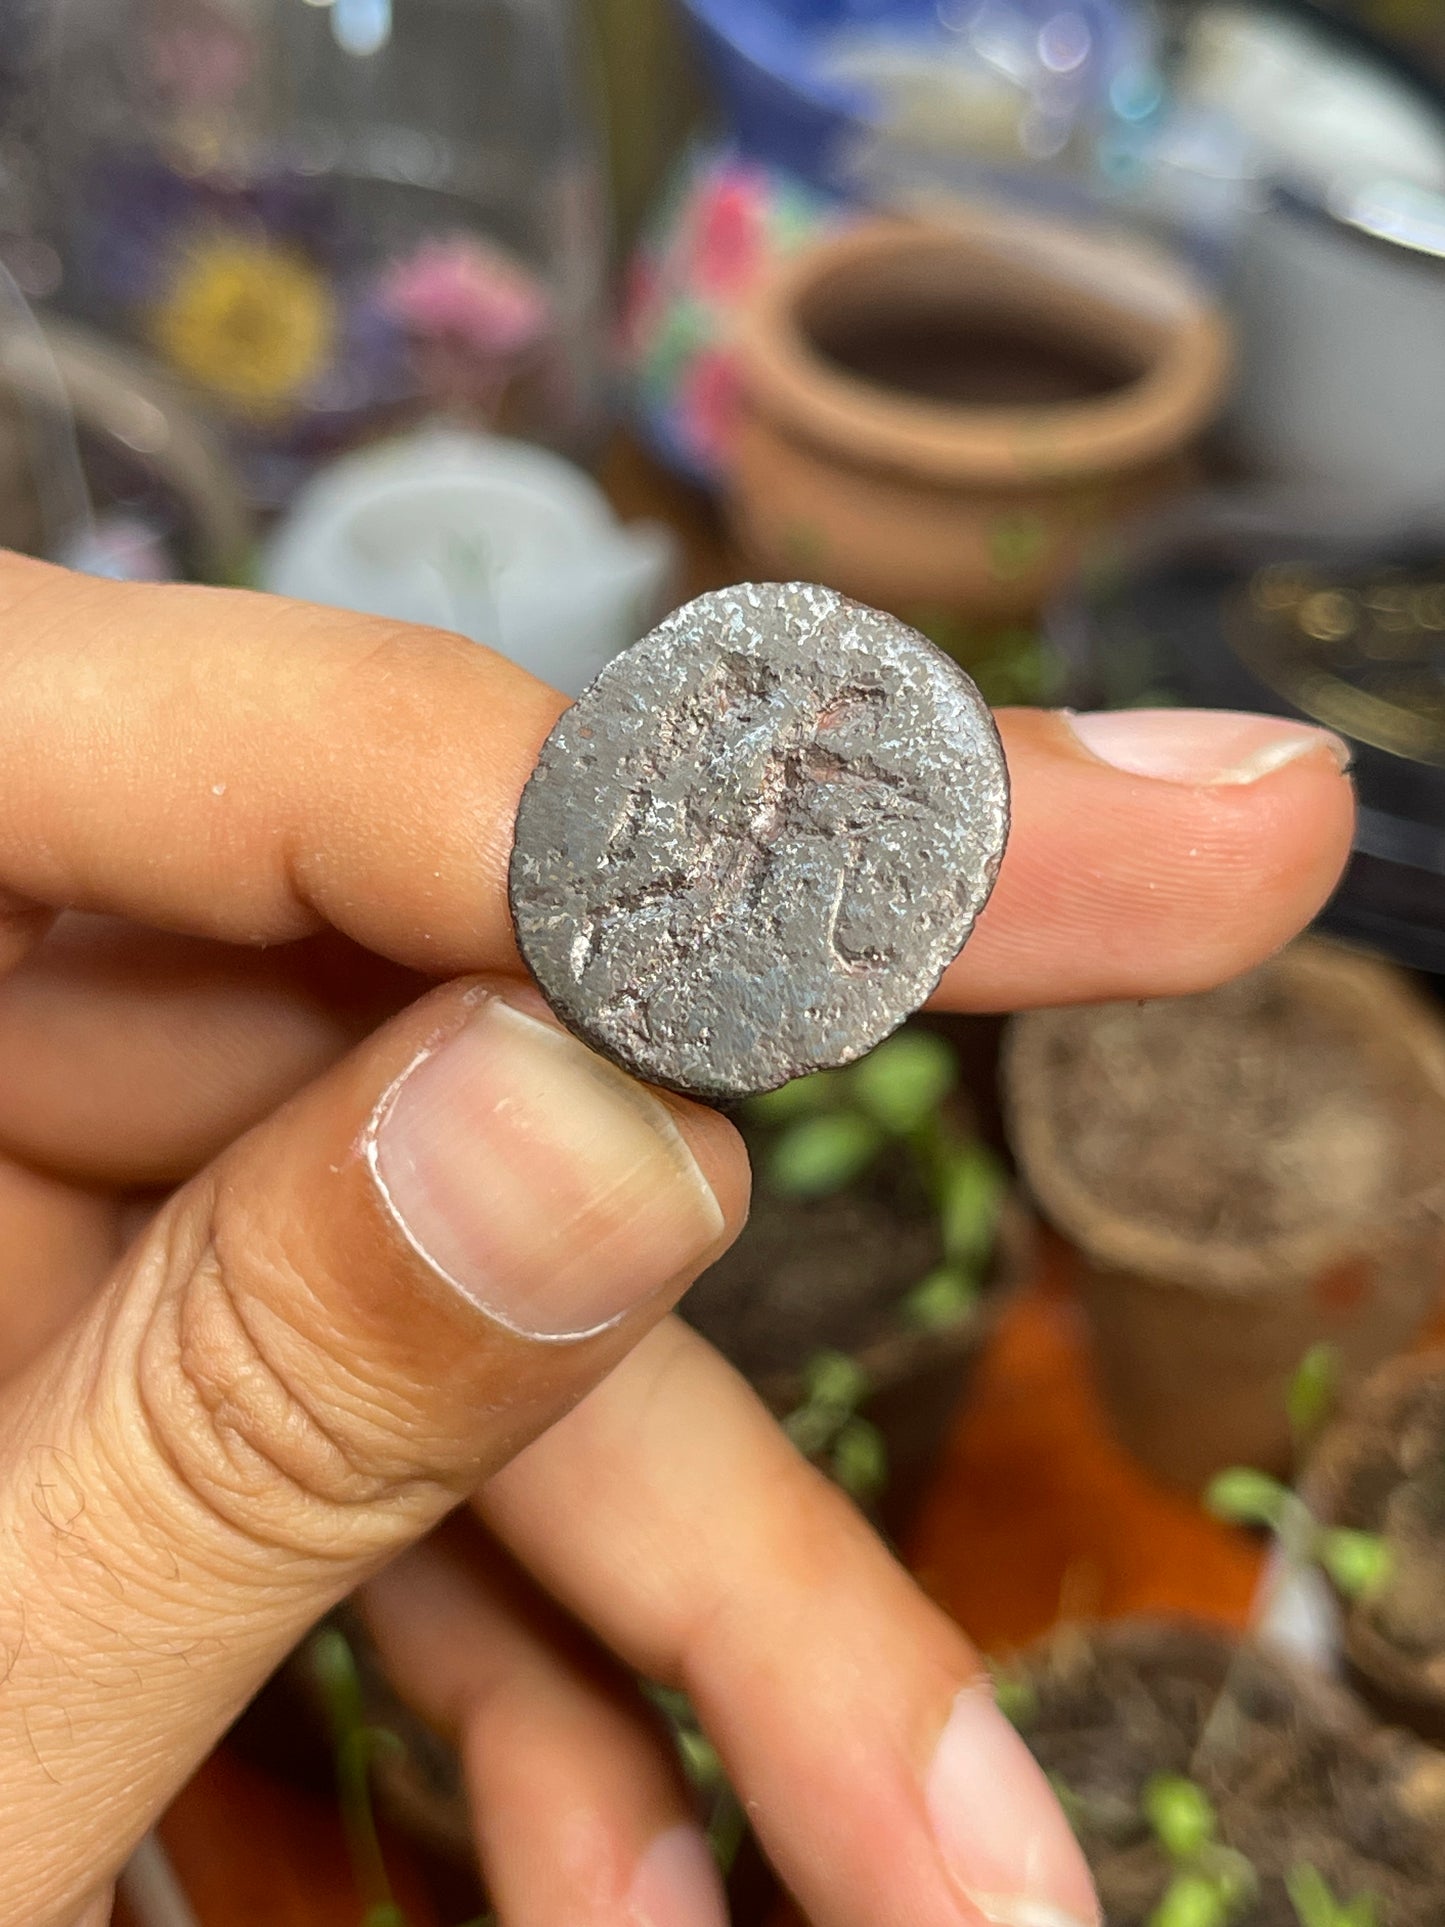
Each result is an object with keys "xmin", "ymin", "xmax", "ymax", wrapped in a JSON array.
[{"xmin": 906, "ymin": 1238, "xmax": 1262, "ymax": 1649}]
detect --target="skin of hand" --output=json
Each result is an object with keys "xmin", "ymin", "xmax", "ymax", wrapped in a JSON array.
[{"xmin": 0, "ymin": 552, "xmax": 1354, "ymax": 1927}]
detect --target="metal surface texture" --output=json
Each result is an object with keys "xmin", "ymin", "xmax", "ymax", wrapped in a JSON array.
[{"xmin": 509, "ymin": 582, "xmax": 1009, "ymax": 1100}]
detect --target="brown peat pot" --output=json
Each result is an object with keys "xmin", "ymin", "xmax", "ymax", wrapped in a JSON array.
[
  {"xmin": 1306, "ymin": 1351, "xmax": 1445, "ymax": 1745},
  {"xmin": 1004, "ymin": 942, "xmax": 1445, "ymax": 1490},
  {"xmin": 1012, "ymin": 1617, "xmax": 1445, "ymax": 1926},
  {"xmin": 729, "ymin": 210, "xmax": 1228, "ymax": 623},
  {"xmin": 684, "ymin": 1170, "xmax": 1032, "ymax": 1542}
]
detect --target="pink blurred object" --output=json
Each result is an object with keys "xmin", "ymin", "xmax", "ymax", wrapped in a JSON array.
[{"xmin": 379, "ymin": 234, "xmax": 551, "ymax": 361}]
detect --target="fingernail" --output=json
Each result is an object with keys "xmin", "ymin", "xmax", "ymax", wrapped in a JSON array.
[
  {"xmin": 627, "ymin": 1825, "xmax": 730, "ymax": 1927},
  {"xmin": 368, "ymin": 997, "xmax": 724, "ymax": 1340},
  {"xmin": 1062, "ymin": 708, "xmax": 1351, "ymax": 786},
  {"xmin": 927, "ymin": 1685, "xmax": 1100, "ymax": 1927}
]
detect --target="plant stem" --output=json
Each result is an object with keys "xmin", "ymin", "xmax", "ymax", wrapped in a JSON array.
[{"xmin": 310, "ymin": 1628, "xmax": 406, "ymax": 1923}]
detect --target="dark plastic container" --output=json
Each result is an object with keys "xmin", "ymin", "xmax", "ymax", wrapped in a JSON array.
[{"xmin": 1048, "ymin": 491, "xmax": 1445, "ymax": 975}]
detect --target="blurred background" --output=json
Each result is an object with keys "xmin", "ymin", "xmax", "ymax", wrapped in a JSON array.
[{"xmin": 3, "ymin": 3, "xmax": 1443, "ymax": 1924}]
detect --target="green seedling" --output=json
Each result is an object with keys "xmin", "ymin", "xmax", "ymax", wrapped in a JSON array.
[
  {"xmin": 1206, "ymin": 1463, "xmax": 1391, "ymax": 1600},
  {"xmin": 1144, "ymin": 1776, "xmax": 1218, "ymax": 1862},
  {"xmin": 1205, "ymin": 1346, "xmax": 1392, "ymax": 1604},
  {"xmin": 1150, "ymin": 1869, "xmax": 1251, "ymax": 1927},
  {"xmin": 850, "ymin": 1028, "xmax": 957, "ymax": 1134},
  {"xmin": 1288, "ymin": 1342, "xmax": 1343, "ymax": 1455},
  {"xmin": 987, "ymin": 1662, "xmax": 1039, "ymax": 1732},
  {"xmin": 903, "ymin": 1262, "xmax": 980, "ymax": 1333},
  {"xmin": 1142, "ymin": 1775, "xmax": 1256, "ymax": 1927},
  {"xmin": 754, "ymin": 1031, "xmax": 1007, "ymax": 1508},
  {"xmin": 765, "ymin": 1108, "xmax": 882, "ymax": 1197},
  {"xmin": 644, "ymin": 1683, "xmax": 747, "ymax": 1875},
  {"xmin": 311, "ymin": 1626, "xmax": 495, "ymax": 1927},
  {"xmin": 1286, "ymin": 1863, "xmax": 1381, "ymax": 1927},
  {"xmin": 749, "ymin": 1028, "xmax": 1005, "ymax": 1343},
  {"xmin": 783, "ymin": 1349, "xmax": 888, "ymax": 1505}
]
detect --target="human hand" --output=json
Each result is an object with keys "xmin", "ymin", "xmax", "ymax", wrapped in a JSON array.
[{"xmin": 0, "ymin": 552, "xmax": 1352, "ymax": 1926}]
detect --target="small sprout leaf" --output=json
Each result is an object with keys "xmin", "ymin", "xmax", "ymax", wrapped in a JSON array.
[
  {"xmin": 744, "ymin": 1071, "xmax": 841, "ymax": 1126},
  {"xmin": 801, "ymin": 1349, "xmax": 870, "ymax": 1416},
  {"xmin": 1318, "ymin": 1528, "xmax": 1393, "ymax": 1602},
  {"xmin": 1288, "ymin": 1344, "xmax": 1342, "ymax": 1452},
  {"xmin": 1143, "ymin": 1774, "xmax": 1218, "ymax": 1861},
  {"xmin": 642, "ymin": 1681, "xmax": 693, "ymax": 1725},
  {"xmin": 707, "ymin": 1785, "xmax": 749, "ymax": 1876},
  {"xmin": 766, "ymin": 1112, "xmax": 882, "ymax": 1198},
  {"xmin": 310, "ymin": 1626, "xmax": 366, "ymax": 1732},
  {"xmin": 903, "ymin": 1264, "xmax": 980, "ymax": 1331},
  {"xmin": 1148, "ymin": 1870, "xmax": 1233, "ymax": 1927},
  {"xmin": 850, "ymin": 1030, "xmax": 956, "ymax": 1135},
  {"xmin": 1285, "ymin": 1865, "xmax": 1335, "ymax": 1927},
  {"xmin": 1286, "ymin": 1862, "xmax": 1380, "ymax": 1927},
  {"xmin": 1210, "ymin": 1847, "xmax": 1259, "ymax": 1910},
  {"xmin": 678, "ymin": 1727, "xmax": 724, "ymax": 1789},
  {"xmin": 939, "ymin": 1145, "xmax": 1005, "ymax": 1265},
  {"xmin": 1204, "ymin": 1467, "xmax": 1293, "ymax": 1531},
  {"xmin": 783, "ymin": 1404, "xmax": 837, "ymax": 1457},
  {"xmin": 990, "ymin": 1666, "xmax": 1039, "ymax": 1731},
  {"xmin": 831, "ymin": 1417, "xmax": 888, "ymax": 1503}
]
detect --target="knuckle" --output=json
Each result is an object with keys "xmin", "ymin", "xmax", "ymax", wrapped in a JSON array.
[{"xmin": 132, "ymin": 1192, "xmax": 448, "ymax": 1561}]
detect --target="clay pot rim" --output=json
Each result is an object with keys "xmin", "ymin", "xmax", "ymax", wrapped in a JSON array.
[
  {"xmin": 753, "ymin": 1188, "xmax": 1034, "ymax": 1412},
  {"xmin": 1306, "ymin": 1349, "xmax": 1445, "ymax": 1713},
  {"xmin": 1003, "ymin": 941, "xmax": 1445, "ymax": 1297},
  {"xmin": 737, "ymin": 211, "xmax": 1230, "ymax": 488}
]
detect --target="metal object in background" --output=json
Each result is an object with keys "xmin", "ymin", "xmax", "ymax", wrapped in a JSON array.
[
  {"xmin": 1229, "ymin": 175, "xmax": 1445, "ymax": 511},
  {"xmin": 1047, "ymin": 490, "xmax": 1445, "ymax": 975},
  {"xmin": 510, "ymin": 582, "xmax": 1010, "ymax": 1101}
]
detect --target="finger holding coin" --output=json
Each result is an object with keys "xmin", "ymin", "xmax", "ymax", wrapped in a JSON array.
[{"xmin": 508, "ymin": 582, "xmax": 1010, "ymax": 1102}]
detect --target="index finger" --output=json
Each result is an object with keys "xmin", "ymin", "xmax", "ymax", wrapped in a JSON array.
[
  {"xmin": 0, "ymin": 552, "xmax": 562, "ymax": 971},
  {"xmin": 0, "ymin": 554, "xmax": 1353, "ymax": 1004}
]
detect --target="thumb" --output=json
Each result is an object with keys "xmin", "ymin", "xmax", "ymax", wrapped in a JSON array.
[{"xmin": 0, "ymin": 977, "xmax": 745, "ymax": 1927}]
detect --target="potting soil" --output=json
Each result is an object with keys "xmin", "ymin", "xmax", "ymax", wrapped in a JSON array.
[
  {"xmin": 1016, "ymin": 1621, "xmax": 1445, "ymax": 1926},
  {"xmin": 682, "ymin": 1143, "xmax": 942, "ymax": 1378},
  {"xmin": 1330, "ymin": 1368, "xmax": 1445, "ymax": 1666},
  {"xmin": 1039, "ymin": 969, "xmax": 1402, "ymax": 1250}
]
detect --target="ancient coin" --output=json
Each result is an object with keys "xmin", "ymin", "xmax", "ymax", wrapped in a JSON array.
[{"xmin": 508, "ymin": 582, "xmax": 1010, "ymax": 1101}]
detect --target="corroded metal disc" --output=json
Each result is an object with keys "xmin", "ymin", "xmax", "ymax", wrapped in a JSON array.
[{"xmin": 508, "ymin": 583, "xmax": 1010, "ymax": 1101}]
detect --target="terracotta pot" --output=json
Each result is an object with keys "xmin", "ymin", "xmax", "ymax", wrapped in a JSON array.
[
  {"xmin": 1004, "ymin": 942, "xmax": 1445, "ymax": 1491},
  {"xmin": 1306, "ymin": 1351, "xmax": 1445, "ymax": 1745},
  {"xmin": 727, "ymin": 210, "xmax": 1228, "ymax": 623},
  {"xmin": 1012, "ymin": 1617, "xmax": 1445, "ymax": 1926}
]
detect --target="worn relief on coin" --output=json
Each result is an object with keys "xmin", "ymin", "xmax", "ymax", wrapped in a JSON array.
[{"xmin": 509, "ymin": 582, "xmax": 1010, "ymax": 1101}]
